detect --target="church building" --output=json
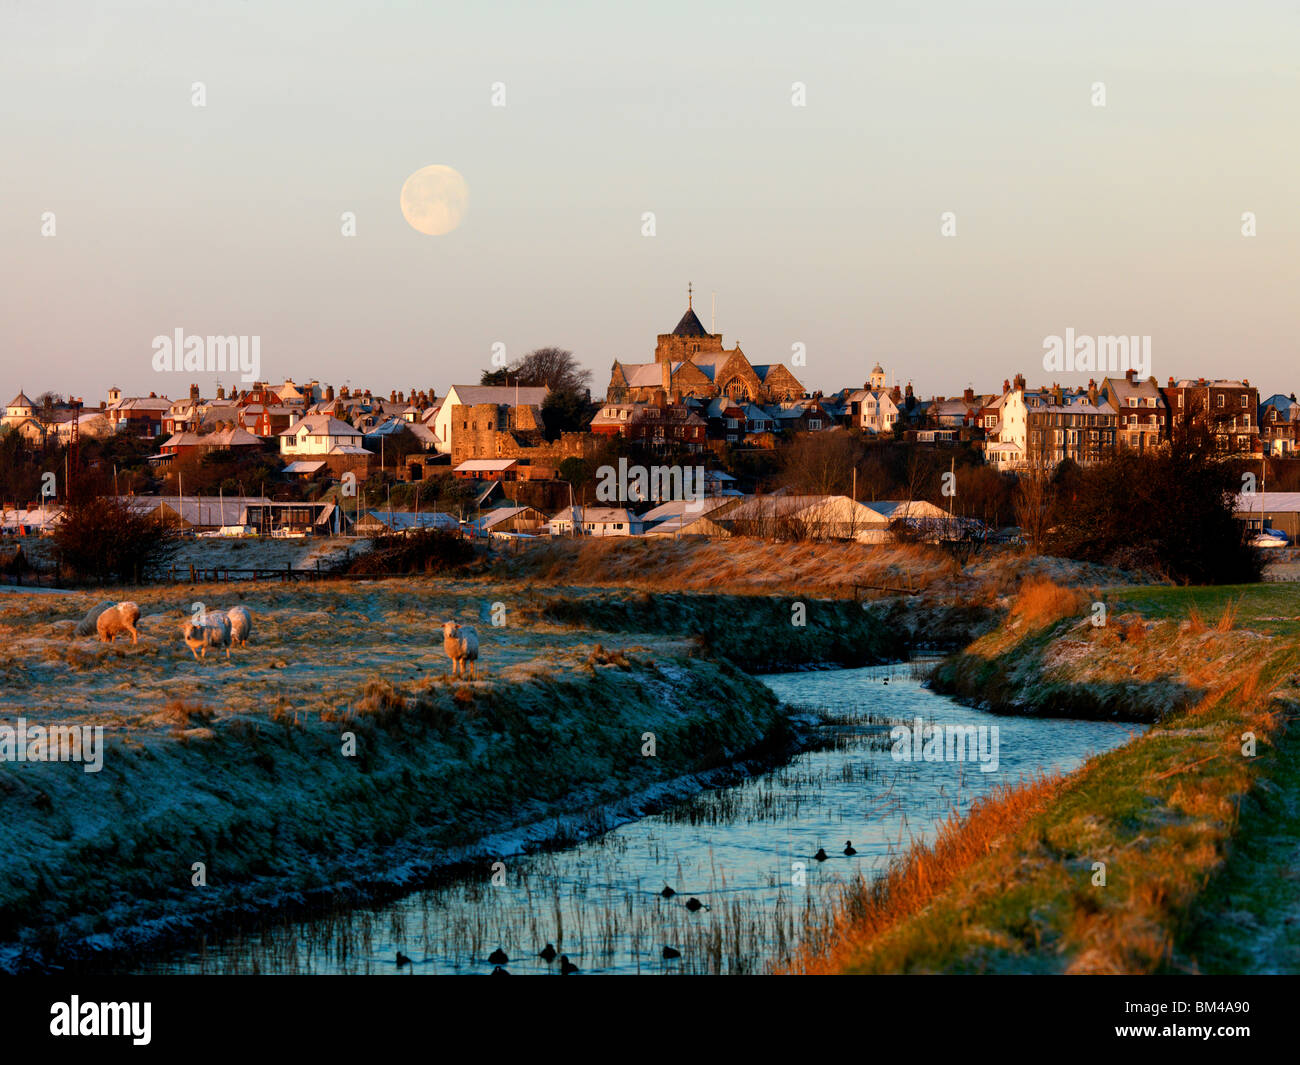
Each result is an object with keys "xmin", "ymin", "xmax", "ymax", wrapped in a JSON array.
[{"xmin": 607, "ymin": 288, "xmax": 805, "ymax": 405}]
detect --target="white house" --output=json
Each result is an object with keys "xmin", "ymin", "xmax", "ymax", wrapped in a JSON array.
[
  {"xmin": 547, "ymin": 506, "xmax": 644, "ymax": 537},
  {"xmin": 278, "ymin": 414, "xmax": 365, "ymax": 456},
  {"xmin": 847, "ymin": 389, "xmax": 900, "ymax": 434}
]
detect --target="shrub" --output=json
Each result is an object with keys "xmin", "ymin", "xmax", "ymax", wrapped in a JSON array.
[
  {"xmin": 338, "ymin": 529, "xmax": 475, "ymax": 576},
  {"xmin": 53, "ymin": 495, "xmax": 180, "ymax": 584}
]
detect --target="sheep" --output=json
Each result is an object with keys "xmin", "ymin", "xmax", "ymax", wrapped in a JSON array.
[
  {"xmin": 441, "ymin": 620, "xmax": 479, "ymax": 679},
  {"xmin": 181, "ymin": 613, "xmax": 232, "ymax": 661},
  {"xmin": 224, "ymin": 605, "xmax": 253, "ymax": 648},
  {"xmin": 96, "ymin": 601, "xmax": 141, "ymax": 645},
  {"xmin": 75, "ymin": 601, "xmax": 116, "ymax": 638}
]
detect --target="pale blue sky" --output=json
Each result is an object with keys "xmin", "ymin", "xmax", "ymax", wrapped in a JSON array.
[{"xmin": 2, "ymin": 0, "xmax": 1297, "ymax": 404}]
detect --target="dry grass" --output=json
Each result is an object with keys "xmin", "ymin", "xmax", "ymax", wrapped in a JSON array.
[
  {"xmin": 1009, "ymin": 577, "xmax": 1090, "ymax": 628},
  {"xmin": 787, "ymin": 773, "xmax": 1061, "ymax": 973},
  {"xmin": 152, "ymin": 699, "xmax": 216, "ymax": 728},
  {"xmin": 1216, "ymin": 599, "xmax": 1239, "ymax": 632}
]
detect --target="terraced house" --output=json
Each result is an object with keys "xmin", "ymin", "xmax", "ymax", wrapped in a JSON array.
[
  {"xmin": 1161, "ymin": 378, "xmax": 1259, "ymax": 454},
  {"xmin": 993, "ymin": 380, "xmax": 1118, "ymax": 469},
  {"xmin": 1100, "ymin": 371, "xmax": 1167, "ymax": 453}
]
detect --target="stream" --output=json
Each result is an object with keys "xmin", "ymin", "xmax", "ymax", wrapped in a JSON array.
[{"xmin": 134, "ymin": 662, "xmax": 1141, "ymax": 975}]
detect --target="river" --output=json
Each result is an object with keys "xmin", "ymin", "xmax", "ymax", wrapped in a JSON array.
[{"xmin": 135, "ymin": 662, "xmax": 1140, "ymax": 975}]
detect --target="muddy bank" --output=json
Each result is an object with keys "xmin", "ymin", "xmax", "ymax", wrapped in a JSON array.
[
  {"xmin": 525, "ymin": 591, "xmax": 996, "ymax": 672},
  {"xmin": 0, "ymin": 654, "xmax": 791, "ymax": 973}
]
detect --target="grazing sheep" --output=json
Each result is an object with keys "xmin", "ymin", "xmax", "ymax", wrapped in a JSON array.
[
  {"xmin": 75, "ymin": 601, "xmax": 116, "ymax": 638},
  {"xmin": 181, "ymin": 613, "xmax": 232, "ymax": 661},
  {"xmin": 96, "ymin": 601, "xmax": 141, "ymax": 645},
  {"xmin": 441, "ymin": 620, "xmax": 479, "ymax": 679},
  {"xmin": 225, "ymin": 605, "xmax": 253, "ymax": 648}
]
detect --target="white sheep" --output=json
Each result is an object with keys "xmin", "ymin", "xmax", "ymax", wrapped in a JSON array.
[
  {"xmin": 181, "ymin": 613, "xmax": 232, "ymax": 660},
  {"xmin": 96, "ymin": 601, "xmax": 141, "ymax": 645},
  {"xmin": 441, "ymin": 620, "xmax": 479, "ymax": 679},
  {"xmin": 225, "ymin": 605, "xmax": 253, "ymax": 648}
]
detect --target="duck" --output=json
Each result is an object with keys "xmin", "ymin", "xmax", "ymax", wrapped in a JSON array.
[
  {"xmin": 660, "ymin": 885, "xmax": 676, "ymax": 899},
  {"xmin": 662, "ymin": 946, "xmax": 681, "ymax": 960},
  {"xmin": 844, "ymin": 840, "xmax": 857, "ymax": 856},
  {"xmin": 814, "ymin": 848, "xmax": 829, "ymax": 862},
  {"xmin": 490, "ymin": 965, "xmax": 510, "ymax": 976},
  {"xmin": 559, "ymin": 954, "xmax": 579, "ymax": 975},
  {"xmin": 684, "ymin": 897, "xmax": 709, "ymax": 912},
  {"xmin": 488, "ymin": 948, "xmax": 508, "ymax": 965},
  {"xmin": 396, "ymin": 950, "xmax": 413, "ymax": 967},
  {"xmin": 538, "ymin": 942, "xmax": 557, "ymax": 963}
]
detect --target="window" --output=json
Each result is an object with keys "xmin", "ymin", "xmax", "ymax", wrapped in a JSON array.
[
  {"xmin": 1217, "ymin": 395, "xmax": 1225, "ymax": 407},
  {"xmin": 1241, "ymin": 395, "xmax": 1248, "ymax": 407}
]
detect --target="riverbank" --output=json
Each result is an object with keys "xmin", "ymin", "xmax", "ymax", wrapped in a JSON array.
[
  {"xmin": 794, "ymin": 583, "xmax": 1300, "ymax": 974},
  {"xmin": 0, "ymin": 639, "xmax": 792, "ymax": 973},
  {"xmin": 3, "ymin": 576, "xmax": 908, "ymax": 972}
]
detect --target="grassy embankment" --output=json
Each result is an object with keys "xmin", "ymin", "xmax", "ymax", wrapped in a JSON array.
[
  {"xmin": 0, "ymin": 580, "xmax": 803, "ymax": 972},
  {"xmin": 790, "ymin": 580, "xmax": 1300, "ymax": 974}
]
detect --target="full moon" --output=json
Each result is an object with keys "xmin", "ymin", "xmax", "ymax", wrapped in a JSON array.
[{"xmin": 399, "ymin": 165, "xmax": 469, "ymax": 236}]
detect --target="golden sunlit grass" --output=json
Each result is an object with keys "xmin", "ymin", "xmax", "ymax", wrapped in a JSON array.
[
  {"xmin": 793, "ymin": 585, "xmax": 1300, "ymax": 975},
  {"xmin": 1008, "ymin": 576, "xmax": 1091, "ymax": 628},
  {"xmin": 786, "ymin": 774, "xmax": 1062, "ymax": 974}
]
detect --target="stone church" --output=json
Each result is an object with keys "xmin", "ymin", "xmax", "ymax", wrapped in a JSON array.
[{"xmin": 607, "ymin": 291, "xmax": 805, "ymax": 405}]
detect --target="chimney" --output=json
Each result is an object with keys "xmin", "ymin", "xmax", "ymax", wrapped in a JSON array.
[
  {"xmin": 1013, "ymin": 373, "xmax": 1026, "ymax": 392},
  {"xmin": 216, "ymin": 385, "xmax": 226, "ymax": 400},
  {"xmin": 190, "ymin": 383, "xmax": 200, "ymax": 401},
  {"xmin": 1088, "ymin": 382, "xmax": 1098, "ymax": 406},
  {"xmin": 963, "ymin": 387, "xmax": 974, "ymax": 404},
  {"xmin": 1167, "ymin": 377, "xmax": 1175, "ymax": 387},
  {"xmin": 1002, "ymin": 378, "xmax": 1010, "ymax": 394},
  {"xmin": 389, "ymin": 390, "xmax": 397, "ymax": 403},
  {"xmin": 325, "ymin": 384, "xmax": 335, "ymax": 401},
  {"xmin": 1125, "ymin": 368, "xmax": 1135, "ymax": 383}
]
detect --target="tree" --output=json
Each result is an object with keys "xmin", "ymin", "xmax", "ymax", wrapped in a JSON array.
[
  {"xmin": 481, "ymin": 346, "xmax": 592, "ymax": 394},
  {"xmin": 777, "ymin": 430, "xmax": 864, "ymax": 496},
  {"xmin": 53, "ymin": 495, "xmax": 181, "ymax": 584},
  {"xmin": 541, "ymin": 389, "xmax": 593, "ymax": 439},
  {"xmin": 1043, "ymin": 447, "xmax": 1262, "ymax": 584},
  {"xmin": 1014, "ymin": 462, "xmax": 1058, "ymax": 553}
]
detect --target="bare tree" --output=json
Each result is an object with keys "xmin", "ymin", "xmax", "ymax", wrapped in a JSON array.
[
  {"xmin": 1014, "ymin": 461, "xmax": 1057, "ymax": 553},
  {"xmin": 778, "ymin": 430, "xmax": 863, "ymax": 496}
]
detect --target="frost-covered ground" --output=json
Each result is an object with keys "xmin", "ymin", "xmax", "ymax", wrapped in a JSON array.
[{"xmin": 0, "ymin": 578, "xmax": 795, "ymax": 971}]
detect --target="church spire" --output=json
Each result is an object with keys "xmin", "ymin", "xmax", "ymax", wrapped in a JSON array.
[{"xmin": 688, "ymin": 281, "xmax": 693, "ymax": 309}]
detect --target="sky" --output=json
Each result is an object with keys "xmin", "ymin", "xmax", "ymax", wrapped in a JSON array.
[{"xmin": 2, "ymin": 0, "xmax": 1297, "ymax": 407}]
